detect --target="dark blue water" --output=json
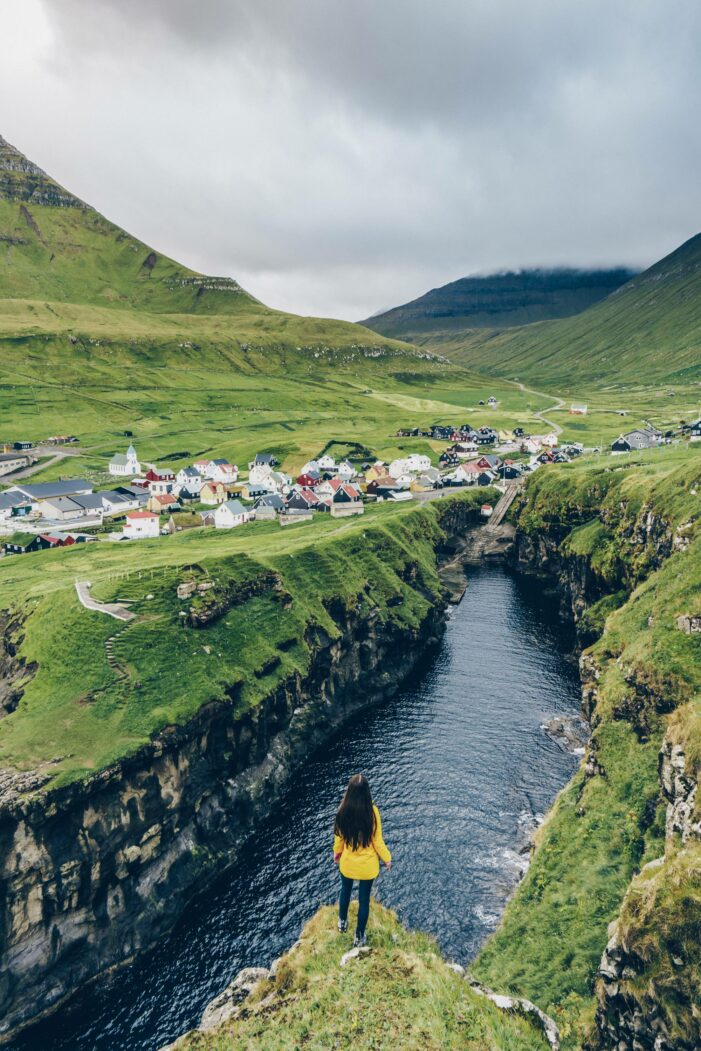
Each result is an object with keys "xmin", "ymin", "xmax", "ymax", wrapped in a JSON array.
[{"xmin": 12, "ymin": 566, "xmax": 581, "ymax": 1051}]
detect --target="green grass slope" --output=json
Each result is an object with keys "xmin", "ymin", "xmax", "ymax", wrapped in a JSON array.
[
  {"xmin": 439, "ymin": 235, "xmax": 701, "ymax": 390},
  {"xmin": 0, "ymin": 493, "xmax": 488, "ymax": 788},
  {"xmin": 170, "ymin": 905, "xmax": 550, "ymax": 1051},
  {"xmin": 363, "ymin": 267, "xmax": 635, "ymax": 343},
  {"xmin": 474, "ymin": 447, "xmax": 701, "ymax": 1048}
]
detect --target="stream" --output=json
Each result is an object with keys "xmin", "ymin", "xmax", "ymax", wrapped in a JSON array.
[{"xmin": 12, "ymin": 564, "xmax": 583, "ymax": 1051}]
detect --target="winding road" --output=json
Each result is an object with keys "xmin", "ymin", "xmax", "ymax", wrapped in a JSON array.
[{"xmin": 514, "ymin": 381, "xmax": 566, "ymax": 436}]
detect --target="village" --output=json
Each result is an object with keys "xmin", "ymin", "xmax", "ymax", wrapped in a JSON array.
[{"xmin": 1, "ymin": 408, "xmax": 699, "ymax": 558}]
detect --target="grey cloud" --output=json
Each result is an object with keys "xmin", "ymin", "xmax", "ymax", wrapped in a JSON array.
[{"xmin": 2, "ymin": 0, "xmax": 700, "ymax": 318}]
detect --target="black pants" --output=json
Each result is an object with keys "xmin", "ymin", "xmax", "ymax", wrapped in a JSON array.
[{"xmin": 338, "ymin": 873, "xmax": 374, "ymax": 936}]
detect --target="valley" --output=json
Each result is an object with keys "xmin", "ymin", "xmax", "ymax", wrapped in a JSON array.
[{"xmin": 1, "ymin": 129, "xmax": 700, "ymax": 1051}]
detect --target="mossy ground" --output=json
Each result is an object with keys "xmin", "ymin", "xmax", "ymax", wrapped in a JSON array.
[
  {"xmin": 173, "ymin": 905, "xmax": 550, "ymax": 1051},
  {"xmin": 475, "ymin": 449, "xmax": 701, "ymax": 1048},
  {"xmin": 0, "ymin": 492, "xmax": 487, "ymax": 788}
]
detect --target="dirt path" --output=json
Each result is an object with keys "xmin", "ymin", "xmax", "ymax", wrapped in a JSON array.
[
  {"xmin": 515, "ymin": 382, "xmax": 566, "ymax": 435},
  {"xmin": 8, "ymin": 450, "xmax": 72, "ymax": 481},
  {"xmin": 75, "ymin": 581, "xmax": 135, "ymax": 622}
]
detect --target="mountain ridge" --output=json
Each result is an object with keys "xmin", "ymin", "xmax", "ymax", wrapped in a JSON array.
[{"xmin": 362, "ymin": 265, "xmax": 638, "ymax": 342}]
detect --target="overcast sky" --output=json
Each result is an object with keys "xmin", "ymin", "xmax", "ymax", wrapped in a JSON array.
[{"xmin": 2, "ymin": 1, "xmax": 700, "ymax": 320}]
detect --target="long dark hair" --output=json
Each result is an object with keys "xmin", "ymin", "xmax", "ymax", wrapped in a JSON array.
[{"xmin": 334, "ymin": 773, "xmax": 376, "ymax": 850}]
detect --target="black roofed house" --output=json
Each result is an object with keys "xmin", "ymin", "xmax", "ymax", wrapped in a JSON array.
[
  {"xmin": 249, "ymin": 452, "xmax": 277, "ymax": 469},
  {"xmin": 499, "ymin": 463, "xmax": 523, "ymax": 480},
  {"xmin": 254, "ymin": 493, "xmax": 285, "ymax": 519},
  {"xmin": 14, "ymin": 479, "xmax": 93, "ymax": 507},
  {"xmin": 2, "ymin": 532, "xmax": 42, "ymax": 555},
  {"xmin": 477, "ymin": 470, "xmax": 496, "ymax": 486},
  {"xmin": 611, "ymin": 427, "xmax": 660, "ymax": 454},
  {"xmin": 689, "ymin": 418, "xmax": 701, "ymax": 440}
]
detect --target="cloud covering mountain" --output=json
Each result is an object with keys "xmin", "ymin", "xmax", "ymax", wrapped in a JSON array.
[{"xmin": 2, "ymin": 0, "xmax": 700, "ymax": 318}]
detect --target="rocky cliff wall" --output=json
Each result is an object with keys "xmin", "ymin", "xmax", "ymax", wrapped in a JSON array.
[{"xmin": 0, "ymin": 503, "xmax": 481, "ymax": 1041}]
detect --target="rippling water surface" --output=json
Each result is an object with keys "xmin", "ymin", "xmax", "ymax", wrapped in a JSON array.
[{"xmin": 14, "ymin": 565, "xmax": 581, "ymax": 1051}]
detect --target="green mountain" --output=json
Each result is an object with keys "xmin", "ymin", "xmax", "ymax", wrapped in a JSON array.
[
  {"xmin": 0, "ymin": 133, "xmax": 259, "ymax": 315},
  {"xmin": 362, "ymin": 266, "xmax": 636, "ymax": 343},
  {"xmin": 436, "ymin": 235, "xmax": 701, "ymax": 389}
]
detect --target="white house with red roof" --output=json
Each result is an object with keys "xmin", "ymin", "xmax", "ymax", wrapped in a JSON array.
[{"xmin": 123, "ymin": 510, "xmax": 160, "ymax": 539}]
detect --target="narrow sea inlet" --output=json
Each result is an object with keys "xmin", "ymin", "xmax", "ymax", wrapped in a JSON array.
[{"xmin": 13, "ymin": 565, "xmax": 582, "ymax": 1051}]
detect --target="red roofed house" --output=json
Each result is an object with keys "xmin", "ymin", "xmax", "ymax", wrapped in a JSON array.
[
  {"xmin": 123, "ymin": 510, "xmax": 160, "ymax": 539},
  {"xmin": 148, "ymin": 492, "xmax": 179, "ymax": 514}
]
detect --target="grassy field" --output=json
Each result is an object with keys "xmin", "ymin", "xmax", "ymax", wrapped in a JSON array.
[
  {"xmin": 0, "ymin": 492, "xmax": 488, "ymax": 787},
  {"xmin": 474, "ymin": 447, "xmax": 701, "ymax": 1048},
  {"xmin": 172, "ymin": 904, "xmax": 551, "ymax": 1051}
]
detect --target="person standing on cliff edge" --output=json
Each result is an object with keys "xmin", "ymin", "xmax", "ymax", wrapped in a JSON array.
[{"xmin": 333, "ymin": 773, "xmax": 392, "ymax": 947}]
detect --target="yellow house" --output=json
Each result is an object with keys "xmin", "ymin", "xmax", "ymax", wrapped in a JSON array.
[
  {"xmin": 364, "ymin": 463, "xmax": 386, "ymax": 483},
  {"xmin": 200, "ymin": 481, "xmax": 227, "ymax": 505},
  {"xmin": 410, "ymin": 478, "xmax": 434, "ymax": 493}
]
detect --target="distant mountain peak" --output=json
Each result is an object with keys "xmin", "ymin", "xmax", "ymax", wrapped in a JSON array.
[{"xmin": 363, "ymin": 265, "xmax": 639, "ymax": 342}]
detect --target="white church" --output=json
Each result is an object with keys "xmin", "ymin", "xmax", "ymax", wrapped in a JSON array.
[{"xmin": 109, "ymin": 444, "xmax": 141, "ymax": 477}]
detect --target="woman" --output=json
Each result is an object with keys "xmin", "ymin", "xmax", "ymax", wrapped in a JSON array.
[{"xmin": 333, "ymin": 773, "xmax": 392, "ymax": 946}]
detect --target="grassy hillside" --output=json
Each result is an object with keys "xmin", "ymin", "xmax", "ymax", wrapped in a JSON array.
[
  {"xmin": 0, "ymin": 132, "xmax": 576, "ymax": 473},
  {"xmin": 170, "ymin": 905, "xmax": 550, "ymax": 1051},
  {"xmin": 363, "ymin": 267, "xmax": 635, "ymax": 343},
  {"xmin": 474, "ymin": 447, "xmax": 701, "ymax": 1048},
  {"xmin": 437, "ymin": 235, "xmax": 701, "ymax": 390},
  {"xmin": 0, "ymin": 492, "xmax": 488, "ymax": 788}
]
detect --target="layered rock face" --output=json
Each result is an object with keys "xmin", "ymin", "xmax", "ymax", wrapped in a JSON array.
[{"xmin": 0, "ymin": 504, "xmax": 478, "ymax": 1040}]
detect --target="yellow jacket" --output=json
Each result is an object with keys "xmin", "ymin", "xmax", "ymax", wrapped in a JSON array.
[{"xmin": 333, "ymin": 804, "xmax": 391, "ymax": 880}]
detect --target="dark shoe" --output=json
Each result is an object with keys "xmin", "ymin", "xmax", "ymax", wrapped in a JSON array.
[
  {"xmin": 338, "ymin": 918, "xmax": 348, "ymax": 933},
  {"xmin": 353, "ymin": 933, "xmax": 367, "ymax": 948}
]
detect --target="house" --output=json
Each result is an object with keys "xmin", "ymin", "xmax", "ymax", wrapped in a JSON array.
[
  {"xmin": 13, "ymin": 441, "xmax": 33, "ymax": 451},
  {"xmin": 214, "ymin": 499, "xmax": 254, "ymax": 529},
  {"xmin": 200, "ymin": 481, "xmax": 228, "ymax": 505},
  {"xmin": 13, "ymin": 479, "xmax": 93, "ymax": 508},
  {"xmin": 199, "ymin": 510, "xmax": 216, "ymax": 527},
  {"xmin": 474, "ymin": 429, "xmax": 497, "ymax": 446},
  {"xmin": 297, "ymin": 470, "xmax": 322, "ymax": 488},
  {"xmin": 100, "ymin": 490, "xmax": 136, "ymax": 515},
  {"xmin": 537, "ymin": 450, "xmax": 555, "ymax": 464},
  {"xmin": 513, "ymin": 427, "xmax": 525, "ymax": 438},
  {"xmin": 317, "ymin": 453, "xmax": 336, "ymax": 471},
  {"xmin": 248, "ymin": 462, "xmax": 275, "ymax": 486},
  {"xmin": 689, "ymin": 418, "xmax": 701, "ymax": 441},
  {"xmin": 279, "ymin": 507, "xmax": 314, "ymax": 526},
  {"xmin": 452, "ymin": 441, "xmax": 478, "ymax": 458},
  {"xmin": 193, "ymin": 459, "xmax": 213, "ymax": 474},
  {"xmin": 452, "ymin": 462, "xmax": 480, "ymax": 485},
  {"xmin": 475, "ymin": 454, "xmax": 502, "ymax": 471},
  {"xmin": 410, "ymin": 475, "xmax": 438, "ymax": 493},
  {"xmin": 144, "ymin": 467, "xmax": 175, "ymax": 494},
  {"xmin": 2, "ymin": 532, "xmax": 43, "ymax": 555},
  {"xmin": 253, "ymin": 493, "xmax": 285, "ymax": 519},
  {"xmin": 481, "ymin": 503, "xmax": 494, "ymax": 517},
  {"xmin": 176, "ymin": 466, "xmax": 203, "ymax": 493},
  {"xmin": 499, "ymin": 463, "xmax": 523, "ymax": 480},
  {"xmin": 239, "ymin": 481, "xmax": 271, "ymax": 500},
  {"xmin": 209, "ymin": 459, "xmax": 238, "ymax": 484},
  {"xmin": 265, "ymin": 471, "xmax": 291, "ymax": 494},
  {"xmin": 362, "ymin": 462, "xmax": 385, "ymax": 483},
  {"xmin": 299, "ymin": 459, "xmax": 320, "ymax": 475},
  {"xmin": 0, "ymin": 490, "xmax": 32, "ymax": 521},
  {"xmin": 115, "ymin": 483, "xmax": 150, "ymax": 506},
  {"xmin": 148, "ymin": 492, "xmax": 180, "ymax": 514},
  {"xmin": 487, "ymin": 396, "xmax": 497, "ymax": 407},
  {"xmin": 330, "ymin": 481, "xmax": 361, "ymax": 503},
  {"xmin": 249, "ymin": 453, "xmax": 277, "ymax": 470},
  {"xmin": 108, "ymin": 444, "xmax": 140, "ymax": 477},
  {"xmin": 36, "ymin": 496, "xmax": 87, "ymax": 522},
  {"xmin": 439, "ymin": 451, "xmax": 459, "ymax": 466},
  {"xmin": 286, "ymin": 488, "xmax": 321, "ymax": 512},
  {"xmin": 388, "ymin": 454, "xmax": 431, "ymax": 478},
  {"xmin": 570, "ymin": 403, "xmax": 588, "ymax": 415},
  {"xmin": 0, "ymin": 452, "xmax": 32, "ymax": 476},
  {"xmin": 123, "ymin": 510, "xmax": 160, "ymax": 539},
  {"xmin": 336, "ymin": 460, "xmax": 355, "ymax": 481},
  {"xmin": 611, "ymin": 428, "xmax": 660, "ymax": 453}
]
